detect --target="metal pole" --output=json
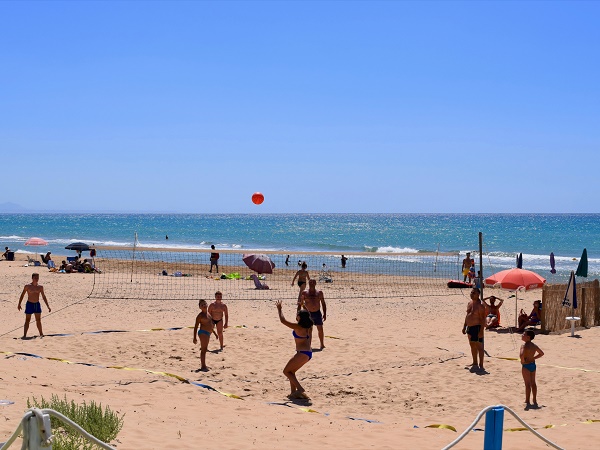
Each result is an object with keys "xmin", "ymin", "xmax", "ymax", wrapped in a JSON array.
[{"xmin": 479, "ymin": 232, "xmax": 484, "ymax": 300}]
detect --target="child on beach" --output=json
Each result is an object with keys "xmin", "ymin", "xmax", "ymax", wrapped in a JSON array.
[
  {"xmin": 17, "ymin": 273, "xmax": 51, "ymax": 339},
  {"xmin": 208, "ymin": 291, "xmax": 228, "ymax": 350},
  {"xmin": 193, "ymin": 299, "xmax": 214, "ymax": 371},
  {"xmin": 520, "ymin": 330, "xmax": 544, "ymax": 409}
]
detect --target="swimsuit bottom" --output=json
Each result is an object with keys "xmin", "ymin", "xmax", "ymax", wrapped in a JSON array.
[
  {"xmin": 298, "ymin": 280, "xmax": 306, "ymax": 287},
  {"xmin": 298, "ymin": 350, "xmax": 312, "ymax": 361},
  {"xmin": 466, "ymin": 325, "xmax": 484, "ymax": 343},
  {"xmin": 310, "ymin": 310, "xmax": 324, "ymax": 326},
  {"xmin": 212, "ymin": 318, "xmax": 222, "ymax": 325},
  {"xmin": 522, "ymin": 362, "xmax": 536, "ymax": 372},
  {"xmin": 197, "ymin": 329, "xmax": 211, "ymax": 337},
  {"xmin": 25, "ymin": 301, "xmax": 42, "ymax": 315},
  {"xmin": 487, "ymin": 314, "xmax": 497, "ymax": 319}
]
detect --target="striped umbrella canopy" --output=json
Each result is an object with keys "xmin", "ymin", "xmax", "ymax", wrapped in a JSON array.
[{"xmin": 25, "ymin": 237, "xmax": 48, "ymax": 246}]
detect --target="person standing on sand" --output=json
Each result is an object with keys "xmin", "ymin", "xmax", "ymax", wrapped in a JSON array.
[
  {"xmin": 193, "ymin": 299, "xmax": 214, "ymax": 371},
  {"xmin": 291, "ymin": 261, "xmax": 310, "ymax": 302},
  {"xmin": 462, "ymin": 252, "xmax": 473, "ymax": 283},
  {"xmin": 520, "ymin": 330, "xmax": 544, "ymax": 409},
  {"xmin": 208, "ymin": 291, "xmax": 228, "ymax": 350},
  {"xmin": 298, "ymin": 279, "xmax": 327, "ymax": 349},
  {"xmin": 341, "ymin": 254, "xmax": 348, "ymax": 268},
  {"xmin": 209, "ymin": 245, "xmax": 220, "ymax": 273},
  {"xmin": 285, "ymin": 255, "xmax": 290, "ymax": 266},
  {"xmin": 462, "ymin": 287, "xmax": 486, "ymax": 372},
  {"xmin": 18, "ymin": 273, "xmax": 51, "ymax": 339},
  {"xmin": 276, "ymin": 300, "xmax": 313, "ymax": 400}
]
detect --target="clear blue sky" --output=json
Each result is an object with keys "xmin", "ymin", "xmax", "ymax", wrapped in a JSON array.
[{"xmin": 1, "ymin": 1, "xmax": 598, "ymax": 213}]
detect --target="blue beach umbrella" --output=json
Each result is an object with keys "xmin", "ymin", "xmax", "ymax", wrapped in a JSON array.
[
  {"xmin": 550, "ymin": 252, "xmax": 556, "ymax": 274},
  {"xmin": 562, "ymin": 271, "xmax": 577, "ymax": 309}
]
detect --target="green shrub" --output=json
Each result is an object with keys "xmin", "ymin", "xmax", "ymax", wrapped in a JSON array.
[{"xmin": 27, "ymin": 395, "xmax": 124, "ymax": 450}]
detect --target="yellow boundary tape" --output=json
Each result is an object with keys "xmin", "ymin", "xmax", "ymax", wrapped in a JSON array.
[
  {"xmin": 494, "ymin": 356, "xmax": 600, "ymax": 374},
  {"xmin": 2, "ymin": 350, "xmax": 241, "ymax": 399}
]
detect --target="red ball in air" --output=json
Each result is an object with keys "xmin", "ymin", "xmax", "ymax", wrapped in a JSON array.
[{"xmin": 252, "ymin": 192, "xmax": 264, "ymax": 205}]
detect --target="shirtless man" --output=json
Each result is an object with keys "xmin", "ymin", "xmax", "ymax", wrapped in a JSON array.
[
  {"xmin": 208, "ymin": 291, "xmax": 229, "ymax": 350},
  {"xmin": 462, "ymin": 287, "xmax": 486, "ymax": 371},
  {"xmin": 291, "ymin": 262, "xmax": 310, "ymax": 303},
  {"xmin": 298, "ymin": 279, "xmax": 327, "ymax": 349},
  {"xmin": 462, "ymin": 252, "xmax": 473, "ymax": 282},
  {"xmin": 520, "ymin": 330, "xmax": 544, "ymax": 409},
  {"xmin": 193, "ymin": 299, "xmax": 214, "ymax": 371},
  {"xmin": 17, "ymin": 273, "xmax": 51, "ymax": 339},
  {"xmin": 483, "ymin": 295, "xmax": 504, "ymax": 329}
]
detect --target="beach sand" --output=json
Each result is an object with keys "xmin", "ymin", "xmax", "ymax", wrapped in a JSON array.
[{"xmin": 1, "ymin": 254, "xmax": 599, "ymax": 449}]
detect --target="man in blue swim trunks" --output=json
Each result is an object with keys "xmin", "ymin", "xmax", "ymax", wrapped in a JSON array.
[
  {"xmin": 299, "ymin": 279, "xmax": 327, "ymax": 349},
  {"xmin": 17, "ymin": 273, "xmax": 51, "ymax": 339},
  {"xmin": 520, "ymin": 330, "xmax": 544, "ymax": 409},
  {"xmin": 462, "ymin": 287, "xmax": 486, "ymax": 372}
]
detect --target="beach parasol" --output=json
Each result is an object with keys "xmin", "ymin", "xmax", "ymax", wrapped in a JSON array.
[
  {"xmin": 575, "ymin": 248, "xmax": 588, "ymax": 278},
  {"xmin": 242, "ymin": 254, "xmax": 275, "ymax": 274},
  {"xmin": 25, "ymin": 237, "xmax": 48, "ymax": 246},
  {"xmin": 550, "ymin": 252, "xmax": 556, "ymax": 274},
  {"xmin": 65, "ymin": 242, "xmax": 90, "ymax": 257},
  {"xmin": 563, "ymin": 270, "xmax": 579, "ymax": 336},
  {"xmin": 65, "ymin": 242, "xmax": 90, "ymax": 252},
  {"xmin": 485, "ymin": 268, "xmax": 546, "ymax": 327}
]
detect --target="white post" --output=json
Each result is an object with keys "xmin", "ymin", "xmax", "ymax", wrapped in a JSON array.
[{"xmin": 26, "ymin": 412, "xmax": 52, "ymax": 449}]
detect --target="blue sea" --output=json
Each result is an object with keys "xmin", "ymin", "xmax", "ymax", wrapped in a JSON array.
[{"xmin": 1, "ymin": 213, "xmax": 598, "ymax": 281}]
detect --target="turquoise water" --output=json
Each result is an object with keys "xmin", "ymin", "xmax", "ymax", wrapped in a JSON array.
[{"xmin": 1, "ymin": 213, "xmax": 598, "ymax": 281}]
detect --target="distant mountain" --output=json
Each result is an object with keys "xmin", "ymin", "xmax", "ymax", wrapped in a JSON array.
[{"xmin": 0, "ymin": 202, "xmax": 28, "ymax": 213}]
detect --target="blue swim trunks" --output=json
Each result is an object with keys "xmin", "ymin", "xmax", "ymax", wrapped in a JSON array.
[
  {"xmin": 25, "ymin": 302, "xmax": 42, "ymax": 315},
  {"xmin": 310, "ymin": 310, "xmax": 323, "ymax": 326},
  {"xmin": 197, "ymin": 329, "xmax": 211, "ymax": 337},
  {"xmin": 522, "ymin": 362, "xmax": 536, "ymax": 372}
]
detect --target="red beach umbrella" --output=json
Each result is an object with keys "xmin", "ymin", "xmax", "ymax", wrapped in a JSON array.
[
  {"xmin": 25, "ymin": 237, "xmax": 48, "ymax": 246},
  {"xmin": 485, "ymin": 268, "xmax": 546, "ymax": 327},
  {"xmin": 484, "ymin": 268, "xmax": 546, "ymax": 291}
]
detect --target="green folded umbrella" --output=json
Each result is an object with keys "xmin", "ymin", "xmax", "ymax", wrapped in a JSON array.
[{"xmin": 575, "ymin": 248, "xmax": 588, "ymax": 278}]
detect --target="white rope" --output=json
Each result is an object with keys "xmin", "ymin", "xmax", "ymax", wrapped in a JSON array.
[
  {"xmin": 442, "ymin": 404, "xmax": 564, "ymax": 450},
  {"xmin": 1, "ymin": 408, "xmax": 116, "ymax": 450}
]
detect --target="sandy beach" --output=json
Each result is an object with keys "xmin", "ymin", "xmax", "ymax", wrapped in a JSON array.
[{"xmin": 1, "ymin": 254, "xmax": 599, "ymax": 449}]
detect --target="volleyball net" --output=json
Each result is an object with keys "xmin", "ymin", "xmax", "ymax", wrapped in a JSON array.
[{"xmin": 89, "ymin": 247, "xmax": 466, "ymax": 300}]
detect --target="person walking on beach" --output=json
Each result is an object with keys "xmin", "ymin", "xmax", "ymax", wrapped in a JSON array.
[
  {"xmin": 193, "ymin": 299, "xmax": 214, "ymax": 371},
  {"xmin": 276, "ymin": 300, "xmax": 313, "ymax": 400},
  {"xmin": 462, "ymin": 287, "xmax": 486, "ymax": 372},
  {"xmin": 209, "ymin": 245, "xmax": 219, "ymax": 273},
  {"xmin": 341, "ymin": 254, "xmax": 348, "ymax": 268},
  {"xmin": 291, "ymin": 261, "xmax": 310, "ymax": 302},
  {"xmin": 208, "ymin": 291, "xmax": 228, "ymax": 350},
  {"xmin": 285, "ymin": 255, "xmax": 290, "ymax": 266},
  {"xmin": 299, "ymin": 279, "xmax": 327, "ymax": 349},
  {"xmin": 520, "ymin": 330, "xmax": 544, "ymax": 409},
  {"xmin": 462, "ymin": 252, "xmax": 473, "ymax": 282},
  {"xmin": 17, "ymin": 273, "xmax": 51, "ymax": 339}
]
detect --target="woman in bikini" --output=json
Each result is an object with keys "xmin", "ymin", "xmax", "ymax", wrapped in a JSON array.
[
  {"xmin": 517, "ymin": 300, "xmax": 542, "ymax": 331},
  {"xmin": 193, "ymin": 299, "xmax": 214, "ymax": 371},
  {"xmin": 276, "ymin": 299, "xmax": 313, "ymax": 400},
  {"xmin": 291, "ymin": 261, "xmax": 310, "ymax": 303}
]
